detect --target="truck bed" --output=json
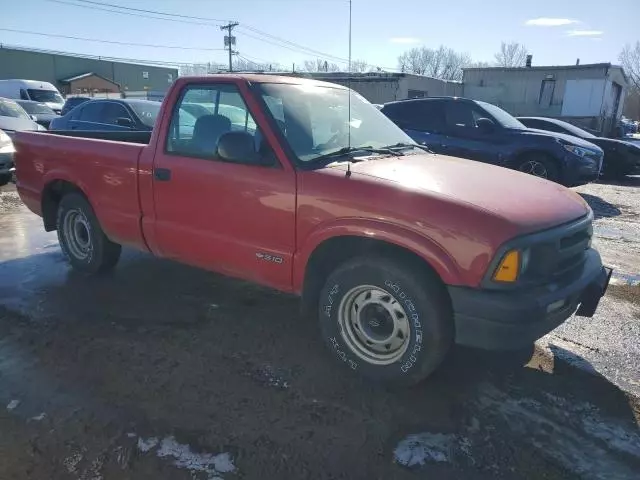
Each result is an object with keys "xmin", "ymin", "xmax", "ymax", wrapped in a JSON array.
[{"xmin": 14, "ymin": 131, "xmax": 149, "ymax": 250}]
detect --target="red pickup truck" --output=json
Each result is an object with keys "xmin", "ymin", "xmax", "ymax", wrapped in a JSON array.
[{"xmin": 14, "ymin": 75, "xmax": 610, "ymax": 385}]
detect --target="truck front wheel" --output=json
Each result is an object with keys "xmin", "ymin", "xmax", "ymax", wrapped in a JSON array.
[
  {"xmin": 318, "ymin": 256, "xmax": 453, "ymax": 386},
  {"xmin": 56, "ymin": 193, "xmax": 122, "ymax": 273}
]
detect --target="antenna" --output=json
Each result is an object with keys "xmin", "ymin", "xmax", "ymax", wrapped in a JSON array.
[{"xmin": 347, "ymin": 0, "xmax": 352, "ymax": 152}]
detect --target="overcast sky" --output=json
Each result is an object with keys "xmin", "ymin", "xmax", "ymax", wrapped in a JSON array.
[{"xmin": 2, "ymin": 0, "xmax": 638, "ymax": 69}]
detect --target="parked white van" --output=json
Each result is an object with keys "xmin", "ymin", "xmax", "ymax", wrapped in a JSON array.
[{"xmin": 0, "ymin": 80, "xmax": 64, "ymax": 114}]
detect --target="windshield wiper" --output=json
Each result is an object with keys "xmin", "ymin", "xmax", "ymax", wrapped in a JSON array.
[
  {"xmin": 383, "ymin": 142, "xmax": 434, "ymax": 154},
  {"xmin": 314, "ymin": 145, "xmax": 402, "ymax": 164}
]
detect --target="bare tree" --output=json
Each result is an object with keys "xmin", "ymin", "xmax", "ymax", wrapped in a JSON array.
[
  {"xmin": 397, "ymin": 46, "xmax": 470, "ymax": 81},
  {"xmin": 233, "ymin": 57, "xmax": 282, "ymax": 72},
  {"xmin": 494, "ymin": 42, "xmax": 528, "ymax": 67},
  {"xmin": 620, "ymin": 41, "xmax": 640, "ymax": 90},
  {"xmin": 350, "ymin": 59, "xmax": 369, "ymax": 73},
  {"xmin": 468, "ymin": 61, "xmax": 492, "ymax": 68},
  {"xmin": 304, "ymin": 58, "xmax": 341, "ymax": 72}
]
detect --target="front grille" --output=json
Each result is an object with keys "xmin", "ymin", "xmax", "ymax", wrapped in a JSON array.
[{"xmin": 524, "ymin": 216, "xmax": 592, "ymax": 283}]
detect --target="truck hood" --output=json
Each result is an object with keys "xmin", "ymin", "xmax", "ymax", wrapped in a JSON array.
[
  {"xmin": 519, "ymin": 128, "xmax": 603, "ymax": 151},
  {"xmin": 340, "ymin": 153, "xmax": 590, "ymax": 233}
]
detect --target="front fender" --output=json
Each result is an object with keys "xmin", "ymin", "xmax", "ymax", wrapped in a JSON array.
[{"xmin": 293, "ymin": 218, "xmax": 463, "ymax": 293}]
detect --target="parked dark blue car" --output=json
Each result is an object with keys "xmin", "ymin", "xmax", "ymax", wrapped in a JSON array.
[
  {"xmin": 380, "ymin": 97, "xmax": 604, "ymax": 186},
  {"xmin": 50, "ymin": 99, "xmax": 162, "ymax": 132}
]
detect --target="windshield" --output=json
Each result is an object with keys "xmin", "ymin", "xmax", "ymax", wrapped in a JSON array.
[
  {"xmin": 258, "ymin": 83, "xmax": 415, "ymax": 165},
  {"xmin": 127, "ymin": 101, "xmax": 162, "ymax": 128},
  {"xmin": 17, "ymin": 101, "xmax": 55, "ymax": 115},
  {"xmin": 553, "ymin": 120, "xmax": 596, "ymax": 139},
  {"xmin": 27, "ymin": 89, "xmax": 64, "ymax": 104},
  {"xmin": 0, "ymin": 99, "xmax": 30, "ymax": 119},
  {"xmin": 477, "ymin": 101, "xmax": 526, "ymax": 130}
]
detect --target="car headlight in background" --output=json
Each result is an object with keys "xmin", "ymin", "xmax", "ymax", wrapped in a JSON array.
[
  {"xmin": 562, "ymin": 144, "xmax": 598, "ymax": 159},
  {"xmin": 0, "ymin": 130, "xmax": 16, "ymax": 154}
]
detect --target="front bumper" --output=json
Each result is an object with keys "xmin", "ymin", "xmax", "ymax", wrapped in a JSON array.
[{"xmin": 448, "ymin": 249, "xmax": 611, "ymax": 350}]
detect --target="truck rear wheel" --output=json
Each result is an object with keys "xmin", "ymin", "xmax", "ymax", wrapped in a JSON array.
[
  {"xmin": 56, "ymin": 193, "xmax": 121, "ymax": 273},
  {"xmin": 318, "ymin": 256, "xmax": 453, "ymax": 386}
]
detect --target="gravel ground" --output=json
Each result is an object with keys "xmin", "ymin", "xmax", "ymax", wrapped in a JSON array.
[{"xmin": 0, "ymin": 180, "xmax": 639, "ymax": 480}]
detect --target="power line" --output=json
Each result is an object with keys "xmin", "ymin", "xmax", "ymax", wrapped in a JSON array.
[
  {"xmin": 44, "ymin": 0, "xmax": 221, "ymax": 26},
  {"xmin": 0, "ymin": 28, "xmax": 227, "ymax": 51},
  {"xmin": 220, "ymin": 22, "xmax": 239, "ymax": 72},
  {"xmin": 44, "ymin": 0, "xmax": 352, "ymax": 64}
]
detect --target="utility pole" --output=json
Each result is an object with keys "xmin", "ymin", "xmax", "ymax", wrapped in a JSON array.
[{"xmin": 220, "ymin": 21, "xmax": 239, "ymax": 72}]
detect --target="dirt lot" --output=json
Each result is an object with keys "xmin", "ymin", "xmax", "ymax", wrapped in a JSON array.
[{"xmin": 0, "ymin": 179, "xmax": 639, "ymax": 480}]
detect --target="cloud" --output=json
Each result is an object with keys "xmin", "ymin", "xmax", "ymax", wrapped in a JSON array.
[
  {"xmin": 525, "ymin": 17, "xmax": 579, "ymax": 26},
  {"xmin": 566, "ymin": 30, "xmax": 603, "ymax": 37},
  {"xmin": 389, "ymin": 37, "xmax": 420, "ymax": 44}
]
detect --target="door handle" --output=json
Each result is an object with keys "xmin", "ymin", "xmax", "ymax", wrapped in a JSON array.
[{"xmin": 154, "ymin": 168, "xmax": 172, "ymax": 181}]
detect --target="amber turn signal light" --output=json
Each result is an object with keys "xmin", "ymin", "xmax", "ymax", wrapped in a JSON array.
[{"xmin": 493, "ymin": 250, "xmax": 520, "ymax": 282}]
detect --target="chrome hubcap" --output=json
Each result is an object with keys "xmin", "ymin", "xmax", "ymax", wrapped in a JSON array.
[
  {"xmin": 338, "ymin": 285, "xmax": 410, "ymax": 365},
  {"xmin": 519, "ymin": 160, "xmax": 548, "ymax": 178},
  {"xmin": 63, "ymin": 209, "xmax": 92, "ymax": 260}
]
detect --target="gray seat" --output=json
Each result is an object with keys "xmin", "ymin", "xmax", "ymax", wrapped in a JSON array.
[{"xmin": 190, "ymin": 114, "xmax": 231, "ymax": 155}]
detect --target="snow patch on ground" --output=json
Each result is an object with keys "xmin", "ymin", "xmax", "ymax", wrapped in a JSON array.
[
  {"xmin": 6, "ymin": 399, "xmax": 20, "ymax": 411},
  {"xmin": 394, "ymin": 432, "xmax": 471, "ymax": 467},
  {"xmin": 137, "ymin": 435, "xmax": 236, "ymax": 479},
  {"xmin": 475, "ymin": 383, "xmax": 640, "ymax": 480}
]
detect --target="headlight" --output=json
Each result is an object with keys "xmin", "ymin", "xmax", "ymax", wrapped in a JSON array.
[
  {"xmin": 492, "ymin": 248, "xmax": 530, "ymax": 283},
  {"xmin": 562, "ymin": 144, "xmax": 597, "ymax": 159},
  {"xmin": 0, "ymin": 130, "xmax": 15, "ymax": 153}
]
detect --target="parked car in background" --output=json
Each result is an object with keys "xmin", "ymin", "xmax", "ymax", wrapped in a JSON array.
[
  {"xmin": 13, "ymin": 74, "xmax": 611, "ymax": 386},
  {"xmin": 380, "ymin": 97, "xmax": 604, "ymax": 186},
  {"xmin": 60, "ymin": 96, "xmax": 91, "ymax": 116},
  {"xmin": 518, "ymin": 116, "xmax": 640, "ymax": 178},
  {"xmin": 0, "ymin": 128, "xmax": 15, "ymax": 186},
  {"xmin": 0, "ymin": 79, "xmax": 65, "ymax": 114},
  {"xmin": 50, "ymin": 99, "xmax": 163, "ymax": 132},
  {"xmin": 15, "ymin": 100, "xmax": 58, "ymax": 129},
  {"xmin": 0, "ymin": 97, "xmax": 46, "ymax": 138}
]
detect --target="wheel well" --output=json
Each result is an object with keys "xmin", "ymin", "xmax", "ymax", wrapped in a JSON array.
[
  {"xmin": 301, "ymin": 236, "xmax": 445, "ymax": 316},
  {"xmin": 41, "ymin": 180, "xmax": 85, "ymax": 231},
  {"xmin": 509, "ymin": 150, "xmax": 561, "ymax": 171}
]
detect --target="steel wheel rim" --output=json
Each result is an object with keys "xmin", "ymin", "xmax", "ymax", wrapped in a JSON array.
[
  {"xmin": 337, "ymin": 285, "xmax": 411, "ymax": 365},
  {"xmin": 63, "ymin": 209, "xmax": 92, "ymax": 260},
  {"xmin": 519, "ymin": 160, "xmax": 548, "ymax": 178}
]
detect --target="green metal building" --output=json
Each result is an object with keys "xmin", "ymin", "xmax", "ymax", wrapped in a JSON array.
[{"xmin": 0, "ymin": 45, "xmax": 178, "ymax": 95}]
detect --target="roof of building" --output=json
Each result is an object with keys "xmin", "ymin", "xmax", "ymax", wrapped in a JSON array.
[
  {"xmin": 463, "ymin": 62, "xmax": 622, "ymax": 72},
  {"xmin": 60, "ymin": 72, "xmax": 120, "ymax": 86}
]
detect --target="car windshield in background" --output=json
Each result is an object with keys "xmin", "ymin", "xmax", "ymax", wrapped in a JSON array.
[
  {"xmin": 0, "ymin": 99, "xmax": 30, "ymax": 119},
  {"xmin": 27, "ymin": 89, "xmax": 64, "ymax": 104},
  {"xmin": 17, "ymin": 101, "xmax": 55, "ymax": 115},
  {"xmin": 553, "ymin": 120, "xmax": 597, "ymax": 139},
  {"xmin": 477, "ymin": 101, "xmax": 527, "ymax": 130},
  {"xmin": 127, "ymin": 101, "xmax": 162, "ymax": 128},
  {"xmin": 258, "ymin": 83, "xmax": 416, "ymax": 165}
]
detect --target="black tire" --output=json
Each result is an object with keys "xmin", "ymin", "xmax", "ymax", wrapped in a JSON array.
[
  {"xmin": 0, "ymin": 173, "xmax": 11, "ymax": 187},
  {"xmin": 515, "ymin": 153, "xmax": 559, "ymax": 182},
  {"xmin": 56, "ymin": 193, "xmax": 122, "ymax": 273},
  {"xmin": 318, "ymin": 255, "xmax": 454, "ymax": 386}
]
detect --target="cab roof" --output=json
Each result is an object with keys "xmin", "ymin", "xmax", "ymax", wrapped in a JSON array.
[{"xmin": 175, "ymin": 74, "xmax": 348, "ymax": 89}]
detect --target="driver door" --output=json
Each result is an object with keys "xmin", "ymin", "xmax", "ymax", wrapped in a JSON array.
[{"xmin": 152, "ymin": 82, "xmax": 296, "ymax": 290}]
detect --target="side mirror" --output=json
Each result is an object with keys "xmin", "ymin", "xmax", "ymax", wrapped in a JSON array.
[
  {"xmin": 476, "ymin": 117, "xmax": 496, "ymax": 133},
  {"xmin": 116, "ymin": 117, "xmax": 134, "ymax": 128},
  {"xmin": 217, "ymin": 131, "xmax": 272, "ymax": 166},
  {"xmin": 30, "ymin": 114, "xmax": 38, "ymax": 122}
]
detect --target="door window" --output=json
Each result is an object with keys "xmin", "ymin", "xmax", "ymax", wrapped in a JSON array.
[
  {"xmin": 445, "ymin": 102, "xmax": 476, "ymax": 128},
  {"xmin": 78, "ymin": 102, "xmax": 105, "ymax": 122},
  {"xmin": 166, "ymin": 84, "xmax": 264, "ymax": 162},
  {"xmin": 102, "ymin": 103, "xmax": 132, "ymax": 125}
]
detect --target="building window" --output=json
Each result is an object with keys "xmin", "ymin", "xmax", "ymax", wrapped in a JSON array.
[
  {"xmin": 408, "ymin": 89, "xmax": 427, "ymax": 99},
  {"xmin": 168, "ymin": 73, "xmax": 173, "ymax": 83},
  {"xmin": 142, "ymin": 71, "xmax": 149, "ymax": 79},
  {"xmin": 539, "ymin": 79, "xmax": 555, "ymax": 107}
]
